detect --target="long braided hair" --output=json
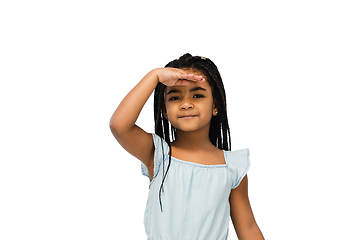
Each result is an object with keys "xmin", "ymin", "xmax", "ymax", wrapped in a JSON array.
[{"xmin": 153, "ymin": 53, "xmax": 231, "ymax": 212}]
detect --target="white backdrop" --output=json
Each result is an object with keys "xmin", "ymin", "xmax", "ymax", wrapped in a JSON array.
[{"xmin": 1, "ymin": 0, "xmax": 359, "ymax": 239}]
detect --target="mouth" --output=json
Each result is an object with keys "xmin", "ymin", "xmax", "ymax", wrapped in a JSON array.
[{"xmin": 179, "ymin": 115, "xmax": 198, "ymax": 119}]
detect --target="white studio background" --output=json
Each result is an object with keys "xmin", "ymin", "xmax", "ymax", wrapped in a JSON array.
[{"xmin": 1, "ymin": 0, "xmax": 359, "ymax": 239}]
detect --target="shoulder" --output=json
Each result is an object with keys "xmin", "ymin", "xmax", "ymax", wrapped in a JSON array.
[
  {"xmin": 141, "ymin": 133, "xmax": 170, "ymax": 181},
  {"xmin": 225, "ymin": 148, "xmax": 250, "ymax": 189},
  {"xmin": 225, "ymin": 148, "xmax": 250, "ymax": 166},
  {"xmin": 152, "ymin": 133, "xmax": 170, "ymax": 152}
]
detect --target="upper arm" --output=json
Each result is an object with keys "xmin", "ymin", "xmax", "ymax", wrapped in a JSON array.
[
  {"xmin": 229, "ymin": 174, "xmax": 261, "ymax": 239},
  {"xmin": 110, "ymin": 124, "xmax": 154, "ymax": 172}
]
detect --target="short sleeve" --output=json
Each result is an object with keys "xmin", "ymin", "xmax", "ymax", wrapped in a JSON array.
[
  {"xmin": 225, "ymin": 148, "xmax": 250, "ymax": 189},
  {"xmin": 141, "ymin": 133, "xmax": 169, "ymax": 182}
]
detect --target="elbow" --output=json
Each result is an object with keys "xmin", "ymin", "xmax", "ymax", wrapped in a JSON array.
[
  {"xmin": 109, "ymin": 115, "xmax": 122, "ymax": 128},
  {"xmin": 109, "ymin": 116, "xmax": 123, "ymax": 136},
  {"xmin": 109, "ymin": 116, "xmax": 117, "ymax": 131},
  {"xmin": 109, "ymin": 116, "xmax": 132, "ymax": 140}
]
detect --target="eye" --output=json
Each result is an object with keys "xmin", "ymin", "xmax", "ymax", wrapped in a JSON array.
[
  {"xmin": 169, "ymin": 96, "xmax": 180, "ymax": 101},
  {"xmin": 193, "ymin": 94, "xmax": 204, "ymax": 99}
]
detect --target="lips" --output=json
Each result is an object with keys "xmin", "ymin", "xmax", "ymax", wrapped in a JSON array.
[{"xmin": 179, "ymin": 115, "xmax": 198, "ymax": 119}]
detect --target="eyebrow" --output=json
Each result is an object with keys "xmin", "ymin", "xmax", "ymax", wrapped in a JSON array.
[{"xmin": 166, "ymin": 87, "xmax": 206, "ymax": 95}]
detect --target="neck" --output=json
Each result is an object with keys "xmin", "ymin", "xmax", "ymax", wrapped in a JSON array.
[{"xmin": 171, "ymin": 127, "xmax": 213, "ymax": 150}]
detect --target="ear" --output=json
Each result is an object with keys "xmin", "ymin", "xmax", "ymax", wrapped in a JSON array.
[{"xmin": 212, "ymin": 100, "xmax": 218, "ymax": 116}]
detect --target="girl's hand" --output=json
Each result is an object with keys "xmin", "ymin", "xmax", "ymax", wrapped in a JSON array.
[{"xmin": 156, "ymin": 68, "xmax": 205, "ymax": 86}]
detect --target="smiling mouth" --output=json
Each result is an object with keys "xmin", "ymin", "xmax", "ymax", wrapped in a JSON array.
[{"xmin": 179, "ymin": 115, "xmax": 198, "ymax": 119}]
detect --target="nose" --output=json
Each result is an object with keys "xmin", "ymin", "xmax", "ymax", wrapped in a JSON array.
[{"xmin": 180, "ymin": 100, "xmax": 193, "ymax": 110}]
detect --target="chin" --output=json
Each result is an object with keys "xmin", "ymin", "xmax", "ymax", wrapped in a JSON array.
[{"xmin": 175, "ymin": 125, "xmax": 208, "ymax": 133}]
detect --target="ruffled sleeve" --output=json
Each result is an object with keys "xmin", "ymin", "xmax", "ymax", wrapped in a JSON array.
[
  {"xmin": 141, "ymin": 133, "xmax": 169, "ymax": 183},
  {"xmin": 225, "ymin": 148, "xmax": 250, "ymax": 189}
]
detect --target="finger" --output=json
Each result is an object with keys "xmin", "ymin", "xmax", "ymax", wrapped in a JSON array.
[
  {"xmin": 175, "ymin": 72, "xmax": 196, "ymax": 80},
  {"xmin": 173, "ymin": 71, "xmax": 205, "ymax": 82},
  {"xmin": 174, "ymin": 79, "xmax": 191, "ymax": 86},
  {"xmin": 171, "ymin": 73, "xmax": 185, "ymax": 80},
  {"xmin": 193, "ymin": 75, "xmax": 205, "ymax": 82},
  {"xmin": 185, "ymin": 75, "xmax": 205, "ymax": 82},
  {"xmin": 180, "ymin": 73, "xmax": 204, "ymax": 82},
  {"xmin": 181, "ymin": 80, "xmax": 191, "ymax": 85}
]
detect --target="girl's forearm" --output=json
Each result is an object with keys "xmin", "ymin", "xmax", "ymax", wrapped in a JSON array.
[
  {"xmin": 109, "ymin": 69, "xmax": 159, "ymax": 134},
  {"xmin": 238, "ymin": 223, "xmax": 265, "ymax": 240}
]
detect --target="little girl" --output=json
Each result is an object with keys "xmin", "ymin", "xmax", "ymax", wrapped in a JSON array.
[{"xmin": 110, "ymin": 54, "xmax": 264, "ymax": 240}]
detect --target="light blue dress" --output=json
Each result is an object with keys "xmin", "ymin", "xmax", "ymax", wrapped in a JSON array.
[{"xmin": 141, "ymin": 134, "xmax": 250, "ymax": 240}]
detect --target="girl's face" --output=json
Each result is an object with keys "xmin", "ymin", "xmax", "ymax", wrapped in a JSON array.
[{"xmin": 163, "ymin": 69, "xmax": 218, "ymax": 133}]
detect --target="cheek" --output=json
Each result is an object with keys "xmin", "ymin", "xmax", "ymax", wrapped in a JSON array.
[
  {"xmin": 207, "ymin": 106, "xmax": 215, "ymax": 118},
  {"xmin": 164, "ymin": 103, "xmax": 176, "ymax": 118},
  {"xmin": 205, "ymin": 99, "xmax": 215, "ymax": 113}
]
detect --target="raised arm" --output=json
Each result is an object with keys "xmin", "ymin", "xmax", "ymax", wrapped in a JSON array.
[{"xmin": 109, "ymin": 68, "xmax": 205, "ymax": 179}]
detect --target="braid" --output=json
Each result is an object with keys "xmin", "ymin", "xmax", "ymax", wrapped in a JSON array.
[{"xmin": 153, "ymin": 53, "xmax": 231, "ymax": 212}]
